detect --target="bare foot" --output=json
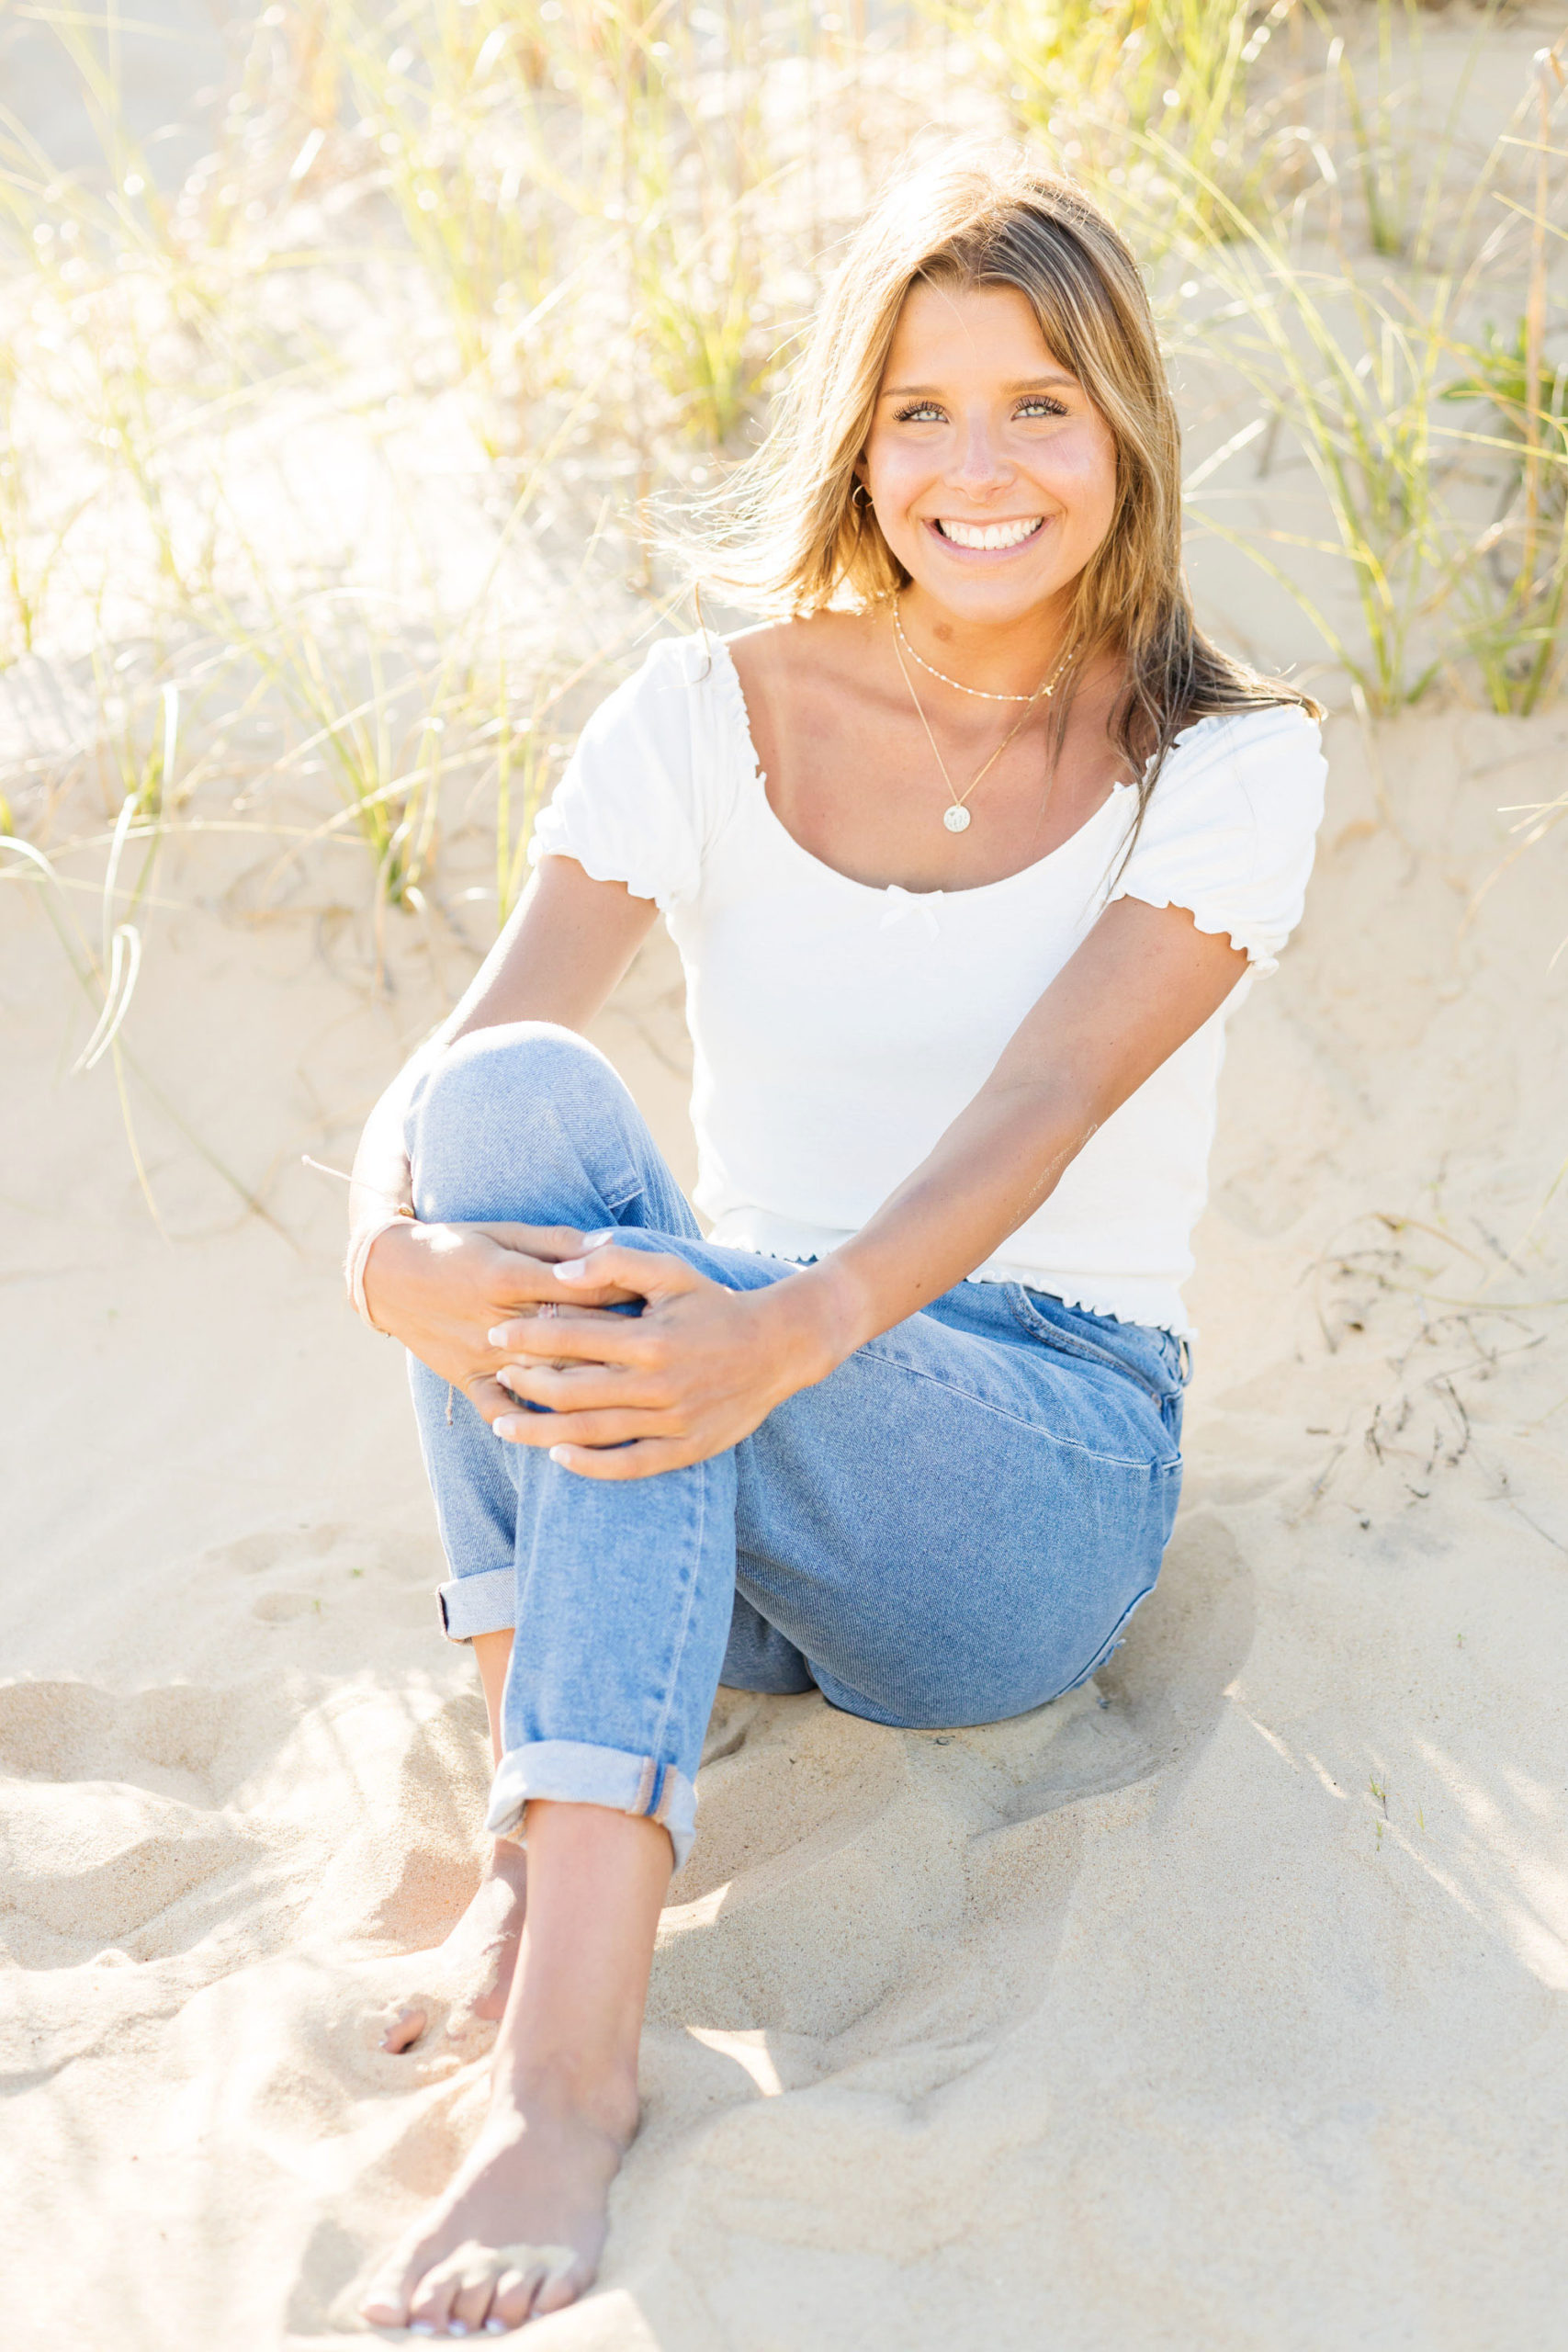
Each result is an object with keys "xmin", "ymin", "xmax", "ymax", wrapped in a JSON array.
[
  {"xmin": 358, "ymin": 2076, "xmax": 636, "ymax": 2335},
  {"xmin": 379, "ymin": 1841, "xmax": 527, "ymax": 2055}
]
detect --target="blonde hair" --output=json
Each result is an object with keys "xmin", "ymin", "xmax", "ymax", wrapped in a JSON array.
[{"xmin": 689, "ymin": 144, "xmax": 1319, "ymax": 794}]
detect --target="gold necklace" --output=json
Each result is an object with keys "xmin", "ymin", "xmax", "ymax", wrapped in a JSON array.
[
  {"xmin": 890, "ymin": 615, "xmax": 1074, "ymax": 833},
  {"xmin": 894, "ymin": 595, "xmax": 1040, "ymax": 703}
]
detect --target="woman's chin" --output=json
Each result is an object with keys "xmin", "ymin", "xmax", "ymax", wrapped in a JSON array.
[{"xmin": 899, "ymin": 565, "xmax": 1075, "ymax": 627}]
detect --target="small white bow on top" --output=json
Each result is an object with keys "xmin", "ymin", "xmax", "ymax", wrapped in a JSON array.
[{"xmin": 879, "ymin": 883, "xmax": 943, "ymax": 938}]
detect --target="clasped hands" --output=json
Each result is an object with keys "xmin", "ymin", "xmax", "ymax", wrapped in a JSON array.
[{"xmin": 361, "ymin": 1218, "xmax": 838, "ymax": 1480}]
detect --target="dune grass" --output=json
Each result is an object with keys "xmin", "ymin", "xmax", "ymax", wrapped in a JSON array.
[{"xmin": 2, "ymin": 0, "xmax": 1565, "ymax": 1212}]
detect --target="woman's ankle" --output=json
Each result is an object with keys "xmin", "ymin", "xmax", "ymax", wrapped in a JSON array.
[
  {"xmin": 491, "ymin": 2052, "xmax": 641, "ymax": 2148},
  {"xmin": 483, "ymin": 1833, "xmax": 528, "ymax": 1884}
]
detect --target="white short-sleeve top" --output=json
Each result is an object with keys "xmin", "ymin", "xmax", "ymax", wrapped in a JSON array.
[{"xmin": 531, "ymin": 630, "xmax": 1326, "ymax": 1336}]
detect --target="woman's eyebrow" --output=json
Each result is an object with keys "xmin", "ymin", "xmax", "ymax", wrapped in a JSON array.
[{"xmin": 879, "ymin": 371, "xmax": 1077, "ymax": 398}]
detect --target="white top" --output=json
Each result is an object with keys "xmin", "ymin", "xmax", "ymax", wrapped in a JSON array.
[{"xmin": 531, "ymin": 632, "xmax": 1326, "ymax": 1336}]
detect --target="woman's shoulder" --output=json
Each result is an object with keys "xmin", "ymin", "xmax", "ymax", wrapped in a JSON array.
[
  {"xmin": 1163, "ymin": 695, "xmax": 1323, "ymax": 766},
  {"xmin": 724, "ymin": 608, "xmax": 880, "ymax": 692},
  {"xmin": 578, "ymin": 630, "xmax": 751, "ymax": 778},
  {"xmin": 1147, "ymin": 697, "xmax": 1325, "ymax": 823},
  {"xmin": 1113, "ymin": 697, "xmax": 1326, "ymax": 970}
]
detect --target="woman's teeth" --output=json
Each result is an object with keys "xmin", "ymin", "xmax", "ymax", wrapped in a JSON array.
[{"xmin": 934, "ymin": 517, "xmax": 1044, "ymax": 550}]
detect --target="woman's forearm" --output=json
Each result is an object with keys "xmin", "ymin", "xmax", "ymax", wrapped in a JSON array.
[{"xmin": 769, "ymin": 1080, "xmax": 1096, "ymax": 1379}]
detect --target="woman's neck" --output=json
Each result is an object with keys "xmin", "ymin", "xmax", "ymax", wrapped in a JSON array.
[{"xmin": 894, "ymin": 587, "xmax": 1075, "ymax": 701}]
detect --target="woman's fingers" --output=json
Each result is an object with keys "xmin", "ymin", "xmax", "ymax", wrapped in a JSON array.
[
  {"xmin": 470, "ymin": 1221, "xmax": 587, "ymax": 1261},
  {"xmin": 490, "ymin": 1312, "xmax": 661, "ymax": 1366},
  {"xmin": 555, "ymin": 1243, "xmax": 706, "ymax": 1304},
  {"xmin": 492, "ymin": 1406, "xmax": 670, "ymax": 1450},
  {"xmin": 467, "ymin": 1373, "xmax": 519, "ymax": 1423},
  {"xmin": 544, "ymin": 1437, "xmax": 690, "ymax": 1481},
  {"xmin": 497, "ymin": 1359, "xmax": 666, "ymax": 1412}
]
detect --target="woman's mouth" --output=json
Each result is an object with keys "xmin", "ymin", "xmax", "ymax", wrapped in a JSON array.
[{"xmin": 929, "ymin": 516, "xmax": 1045, "ymax": 552}]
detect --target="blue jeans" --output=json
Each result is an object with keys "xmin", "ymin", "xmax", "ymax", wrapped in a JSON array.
[{"xmin": 406, "ymin": 1024, "xmax": 1187, "ymax": 1870}]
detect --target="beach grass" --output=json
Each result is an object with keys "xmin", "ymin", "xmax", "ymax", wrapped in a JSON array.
[{"xmin": 2, "ymin": 0, "xmax": 1565, "ymax": 1169}]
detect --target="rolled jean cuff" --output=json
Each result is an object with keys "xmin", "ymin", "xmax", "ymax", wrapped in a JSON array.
[
  {"xmin": 485, "ymin": 1739, "xmax": 697, "ymax": 1871},
  {"xmin": 436, "ymin": 1567, "xmax": 516, "ymax": 1643}
]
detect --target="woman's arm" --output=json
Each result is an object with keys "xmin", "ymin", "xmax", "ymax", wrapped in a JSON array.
[
  {"xmin": 349, "ymin": 855, "xmax": 658, "ymax": 1357},
  {"xmin": 488, "ymin": 896, "xmax": 1246, "ymax": 1477},
  {"xmin": 802, "ymin": 895, "xmax": 1246, "ymax": 1352}
]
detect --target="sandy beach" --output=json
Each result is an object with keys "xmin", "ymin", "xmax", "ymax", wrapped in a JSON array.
[
  {"xmin": 5, "ymin": 690, "xmax": 1567, "ymax": 2347},
  {"xmin": 6, "ymin": 0, "xmax": 1568, "ymax": 2338}
]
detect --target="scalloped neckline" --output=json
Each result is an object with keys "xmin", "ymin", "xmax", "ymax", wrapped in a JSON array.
[{"xmin": 709, "ymin": 633, "xmax": 1135, "ymax": 903}]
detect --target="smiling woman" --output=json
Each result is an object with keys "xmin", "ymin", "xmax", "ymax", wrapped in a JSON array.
[{"xmin": 342, "ymin": 146, "xmax": 1326, "ymax": 2336}]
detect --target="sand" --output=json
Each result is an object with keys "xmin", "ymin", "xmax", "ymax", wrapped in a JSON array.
[{"xmin": 3, "ymin": 700, "xmax": 1567, "ymax": 2349}]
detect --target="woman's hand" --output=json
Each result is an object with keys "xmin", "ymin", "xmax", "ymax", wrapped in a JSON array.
[
  {"xmin": 360, "ymin": 1220, "xmax": 640, "ymax": 1423},
  {"xmin": 486, "ymin": 1241, "xmax": 841, "ymax": 1480}
]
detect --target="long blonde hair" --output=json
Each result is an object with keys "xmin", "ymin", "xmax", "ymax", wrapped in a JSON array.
[{"xmin": 687, "ymin": 144, "xmax": 1319, "ymax": 796}]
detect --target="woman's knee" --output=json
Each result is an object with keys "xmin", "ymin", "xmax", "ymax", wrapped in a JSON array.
[{"xmin": 407, "ymin": 1022, "xmax": 636, "ymax": 1225}]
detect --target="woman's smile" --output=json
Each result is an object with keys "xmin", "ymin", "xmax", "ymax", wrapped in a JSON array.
[{"xmin": 926, "ymin": 514, "xmax": 1049, "ymax": 555}]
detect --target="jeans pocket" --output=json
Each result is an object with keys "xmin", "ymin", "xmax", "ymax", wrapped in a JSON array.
[{"xmin": 1005, "ymin": 1285, "xmax": 1172, "ymax": 1411}]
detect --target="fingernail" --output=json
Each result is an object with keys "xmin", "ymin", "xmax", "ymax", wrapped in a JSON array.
[
  {"xmin": 557, "ymin": 1258, "xmax": 591, "ymax": 1282},
  {"xmin": 495, "ymin": 1418, "xmax": 523, "ymax": 1442},
  {"xmin": 548, "ymin": 1445, "xmax": 571, "ymax": 1465},
  {"xmin": 488, "ymin": 1325, "xmax": 510, "ymax": 1345}
]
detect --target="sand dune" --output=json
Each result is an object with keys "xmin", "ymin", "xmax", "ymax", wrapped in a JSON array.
[{"xmin": 4, "ymin": 703, "xmax": 1567, "ymax": 2347}]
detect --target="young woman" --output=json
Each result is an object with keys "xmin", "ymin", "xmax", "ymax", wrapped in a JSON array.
[{"xmin": 350, "ymin": 150, "xmax": 1325, "ymax": 2335}]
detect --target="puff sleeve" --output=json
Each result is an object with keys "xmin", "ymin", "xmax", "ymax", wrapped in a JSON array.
[
  {"xmin": 529, "ymin": 636, "xmax": 723, "ymax": 911},
  {"xmin": 1108, "ymin": 703, "xmax": 1327, "ymax": 976}
]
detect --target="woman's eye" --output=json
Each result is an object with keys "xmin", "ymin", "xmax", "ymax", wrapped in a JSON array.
[
  {"xmin": 894, "ymin": 401, "xmax": 944, "ymax": 424},
  {"xmin": 1016, "ymin": 396, "xmax": 1067, "ymax": 418}
]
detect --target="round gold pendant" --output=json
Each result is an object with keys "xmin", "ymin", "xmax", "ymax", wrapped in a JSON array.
[{"xmin": 943, "ymin": 805, "xmax": 972, "ymax": 833}]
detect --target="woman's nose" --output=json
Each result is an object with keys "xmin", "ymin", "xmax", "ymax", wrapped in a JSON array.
[{"xmin": 946, "ymin": 415, "xmax": 1012, "ymax": 494}]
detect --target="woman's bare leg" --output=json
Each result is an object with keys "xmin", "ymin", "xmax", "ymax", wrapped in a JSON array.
[
  {"xmin": 361, "ymin": 1800, "xmax": 671, "ymax": 2334},
  {"xmin": 380, "ymin": 1630, "xmax": 528, "ymax": 2054}
]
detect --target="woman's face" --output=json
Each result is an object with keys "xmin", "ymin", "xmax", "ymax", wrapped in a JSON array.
[{"xmin": 861, "ymin": 279, "xmax": 1119, "ymax": 628}]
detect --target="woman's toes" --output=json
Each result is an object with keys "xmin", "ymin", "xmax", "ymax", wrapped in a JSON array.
[
  {"xmin": 380, "ymin": 2002, "xmax": 430, "ymax": 2054},
  {"xmin": 447, "ymin": 2246, "xmax": 505, "ymax": 2334},
  {"xmin": 488, "ymin": 2261, "xmax": 545, "ymax": 2332},
  {"xmin": 358, "ymin": 2265, "xmax": 416, "ymax": 2327},
  {"xmin": 533, "ymin": 2256, "xmax": 590, "ymax": 2318},
  {"xmin": 406, "ymin": 2258, "xmax": 463, "ymax": 2335}
]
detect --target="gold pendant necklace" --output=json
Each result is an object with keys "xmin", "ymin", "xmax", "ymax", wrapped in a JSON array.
[{"xmin": 890, "ymin": 612, "xmax": 1074, "ymax": 832}]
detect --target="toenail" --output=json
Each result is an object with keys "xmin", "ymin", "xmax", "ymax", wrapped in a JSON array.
[{"xmin": 408, "ymin": 2327, "xmax": 435, "ymax": 2339}]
